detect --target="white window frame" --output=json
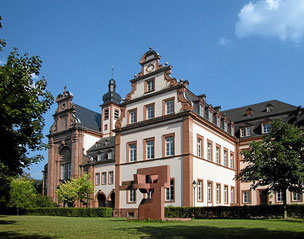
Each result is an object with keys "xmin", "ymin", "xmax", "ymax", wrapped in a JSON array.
[
  {"xmin": 146, "ymin": 140, "xmax": 154, "ymax": 159},
  {"xmin": 263, "ymin": 123, "xmax": 270, "ymax": 134},
  {"xmin": 197, "ymin": 138, "xmax": 202, "ymax": 157},
  {"xmin": 109, "ymin": 171, "xmax": 113, "ymax": 184},
  {"xmin": 207, "ymin": 143, "xmax": 211, "ymax": 161},
  {"xmin": 147, "ymin": 79, "xmax": 154, "ymax": 92},
  {"xmin": 166, "ymin": 100, "xmax": 174, "ymax": 114},
  {"xmin": 129, "ymin": 144, "xmax": 137, "ymax": 162},
  {"xmin": 293, "ymin": 192, "xmax": 301, "ymax": 201},
  {"xmin": 223, "ymin": 150, "xmax": 228, "ymax": 167},
  {"xmin": 216, "ymin": 147, "xmax": 220, "ymax": 164},
  {"xmin": 243, "ymin": 191, "xmax": 250, "ymax": 203},
  {"xmin": 165, "ymin": 136, "xmax": 174, "ymax": 157},
  {"xmin": 207, "ymin": 182, "xmax": 212, "ymax": 202},
  {"xmin": 130, "ymin": 110, "xmax": 137, "ymax": 124},
  {"xmin": 165, "ymin": 179, "xmax": 174, "ymax": 201},
  {"xmin": 224, "ymin": 186, "xmax": 228, "ymax": 203},
  {"xmin": 129, "ymin": 190, "xmax": 136, "ymax": 202},
  {"xmin": 216, "ymin": 184, "xmax": 221, "ymax": 203},
  {"xmin": 147, "ymin": 105, "xmax": 154, "ymax": 119},
  {"xmin": 231, "ymin": 187, "xmax": 235, "ymax": 204},
  {"xmin": 197, "ymin": 180, "xmax": 202, "ymax": 201}
]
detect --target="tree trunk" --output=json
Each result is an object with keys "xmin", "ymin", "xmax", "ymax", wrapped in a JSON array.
[{"xmin": 283, "ymin": 190, "xmax": 287, "ymax": 219}]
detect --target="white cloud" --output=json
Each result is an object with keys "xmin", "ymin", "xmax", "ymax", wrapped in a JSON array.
[
  {"xmin": 31, "ymin": 73, "xmax": 39, "ymax": 79},
  {"xmin": 236, "ymin": 0, "xmax": 304, "ymax": 43},
  {"xmin": 219, "ymin": 37, "xmax": 230, "ymax": 46}
]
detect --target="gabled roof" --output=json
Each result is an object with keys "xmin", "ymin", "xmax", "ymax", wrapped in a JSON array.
[
  {"xmin": 222, "ymin": 100, "xmax": 298, "ymax": 123},
  {"xmin": 75, "ymin": 104, "xmax": 101, "ymax": 132}
]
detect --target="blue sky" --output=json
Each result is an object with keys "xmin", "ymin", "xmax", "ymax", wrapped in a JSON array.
[{"xmin": 1, "ymin": 0, "xmax": 303, "ymax": 179}]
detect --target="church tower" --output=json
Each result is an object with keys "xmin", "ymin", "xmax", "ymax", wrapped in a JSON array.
[{"xmin": 101, "ymin": 79, "xmax": 121, "ymax": 137}]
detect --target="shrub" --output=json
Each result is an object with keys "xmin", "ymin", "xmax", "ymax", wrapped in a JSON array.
[
  {"xmin": 165, "ymin": 205, "xmax": 304, "ymax": 219},
  {"xmin": 24, "ymin": 207, "xmax": 113, "ymax": 217}
]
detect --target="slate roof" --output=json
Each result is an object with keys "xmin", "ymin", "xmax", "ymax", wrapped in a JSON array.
[
  {"xmin": 75, "ymin": 104, "xmax": 101, "ymax": 132},
  {"xmin": 222, "ymin": 100, "xmax": 298, "ymax": 123},
  {"xmin": 87, "ymin": 136, "xmax": 115, "ymax": 153}
]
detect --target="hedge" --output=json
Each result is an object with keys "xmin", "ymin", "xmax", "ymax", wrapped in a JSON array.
[
  {"xmin": 165, "ymin": 205, "xmax": 304, "ymax": 219},
  {"xmin": 23, "ymin": 207, "xmax": 113, "ymax": 217}
]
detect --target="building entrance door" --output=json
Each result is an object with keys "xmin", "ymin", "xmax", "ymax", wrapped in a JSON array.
[{"xmin": 259, "ymin": 190, "xmax": 268, "ymax": 205}]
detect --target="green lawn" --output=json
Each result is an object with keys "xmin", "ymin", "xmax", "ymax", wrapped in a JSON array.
[{"xmin": 0, "ymin": 216, "xmax": 304, "ymax": 239}]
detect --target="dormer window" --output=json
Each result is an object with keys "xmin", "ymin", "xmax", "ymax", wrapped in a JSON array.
[
  {"xmin": 224, "ymin": 121, "xmax": 228, "ymax": 132},
  {"xmin": 246, "ymin": 108, "xmax": 253, "ymax": 116},
  {"xmin": 263, "ymin": 123, "xmax": 271, "ymax": 134},
  {"xmin": 266, "ymin": 105, "xmax": 273, "ymax": 113},
  {"xmin": 208, "ymin": 110, "xmax": 212, "ymax": 122},
  {"xmin": 199, "ymin": 104, "xmax": 204, "ymax": 117},
  {"xmin": 97, "ymin": 154, "xmax": 102, "ymax": 161},
  {"xmin": 240, "ymin": 127, "xmax": 252, "ymax": 137},
  {"xmin": 216, "ymin": 116, "xmax": 220, "ymax": 127},
  {"xmin": 104, "ymin": 109, "xmax": 109, "ymax": 120},
  {"xmin": 145, "ymin": 78, "xmax": 155, "ymax": 93},
  {"xmin": 231, "ymin": 125, "xmax": 235, "ymax": 136}
]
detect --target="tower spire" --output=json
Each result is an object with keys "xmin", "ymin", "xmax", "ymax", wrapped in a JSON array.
[{"xmin": 111, "ymin": 65, "xmax": 114, "ymax": 79}]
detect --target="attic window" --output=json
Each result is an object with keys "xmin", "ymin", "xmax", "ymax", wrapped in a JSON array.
[
  {"xmin": 246, "ymin": 108, "xmax": 253, "ymax": 116},
  {"xmin": 266, "ymin": 106, "xmax": 273, "ymax": 113}
]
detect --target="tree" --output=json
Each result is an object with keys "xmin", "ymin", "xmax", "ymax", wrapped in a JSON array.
[
  {"xmin": 0, "ymin": 17, "xmax": 54, "ymax": 205},
  {"xmin": 236, "ymin": 119, "xmax": 304, "ymax": 218},
  {"xmin": 56, "ymin": 174, "xmax": 94, "ymax": 207},
  {"xmin": 9, "ymin": 177, "xmax": 37, "ymax": 210}
]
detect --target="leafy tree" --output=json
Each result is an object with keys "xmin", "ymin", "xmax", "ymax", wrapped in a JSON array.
[
  {"xmin": 56, "ymin": 174, "xmax": 94, "ymax": 207},
  {"xmin": 236, "ymin": 119, "xmax": 304, "ymax": 218},
  {"xmin": 9, "ymin": 177, "xmax": 37, "ymax": 210},
  {"xmin": 0, "ymin": 17, "xmax": 54, "ymax": 205}
]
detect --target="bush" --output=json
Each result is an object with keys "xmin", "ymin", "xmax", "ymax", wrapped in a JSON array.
[
  {"xmin": 165, "ymin": 205, "xmax": 304, "ymax": 219},
  {"xmin": 24, "ymin": 207, "xmax": 113, "ymax": 217}
]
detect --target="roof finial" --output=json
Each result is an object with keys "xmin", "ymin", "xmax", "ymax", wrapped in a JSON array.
[
  {"xmin": 111, "ymin": 65, "xmax": 114, "ymax": 79},
  {"xmin": 149, "ymin": 46, "xmax": 152, "ymax": 51},
  {"xmin": 64, "ymin": 86, "xmax": 67, "ymax": 93}
]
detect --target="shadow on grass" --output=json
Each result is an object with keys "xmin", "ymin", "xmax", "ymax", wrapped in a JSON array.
[
  {"xmin": 0, "ymin": 231, "xmax": 55, "ymax": 239},
  {"xmin": 0, "ymin": 220, "xmax": 16, "ymax": 225},
  {"xmin": 118, "ymin": 224, "xmax": 304, "ymax": 239}
]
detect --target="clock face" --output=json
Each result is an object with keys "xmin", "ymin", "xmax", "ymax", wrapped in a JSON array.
[{"xmin": 146, "ymin": 64, "xmax": 155, "ymax": 73}]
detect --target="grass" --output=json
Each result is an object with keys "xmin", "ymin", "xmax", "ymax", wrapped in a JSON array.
[{"xmin": 0, "ymin": 215, "xmax": 304, "ymax": 239}]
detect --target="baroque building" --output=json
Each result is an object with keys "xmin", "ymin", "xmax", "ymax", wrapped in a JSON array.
[{"xmin": 44, "ymin": 48, "xmax": 304, "ymax": 216}]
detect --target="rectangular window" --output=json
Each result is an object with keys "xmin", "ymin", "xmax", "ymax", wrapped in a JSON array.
[
  {"xmin": 208, "ymin": 110, "xmax": 212, "ymax": 121},
  {"xmin": 231, "ymin": 126, "xmax": 234, "ymax": 136},
  {"xmin": 128, "ymin": 190, "xmax": 136, "ymax": 203},
  {"xmin": 230, "ymin": 153, "xmax": 234, "ymax": 169},
  {"xmin": 165, "ymin": 136, "xmax": 174, "ymax": 157},
  {"xmin": 263, "ymin": 123, "xmax": 270, "ymax": 134},
  {"xmin": 130, "ymin": 110, "xmax": 137, "ymax": 124},
  {"xmin": 101, "ymin": 172, "xmax": 107, "ymax": 185},
  {"xmin": 241, "ymin": 128, "xmax": 246, "ymax": 137},
  {"xmin": 216, "ymin": 145, "xmax": 221, "ymax": 164},
  {"xmin": 108, "ymin": 171, "xmax": 113, "ymax": 185},
  {"xmin": 147, "ymin": 105, "xmax": 154, "ymax": 119},
  {"xmin": 216, "ymin": 184, "xmax": 221, "ymax": 203},
  {"xmin": 199, "ymin": 104, "xmax": 204, "ymax": 117},
  {"xmin": 277, "ymin": 191, "xmax": 284, "ymax": 202},
  {"xmin": 223, "ymin": 149, "xmax": 228, "ymax": 167},
  {"xmin": 166, "ymin": 99, "xmax": 174, "ymax": 114},
  {"xmin": 207, "ymin": 141, "xmax": 212, "ymax": 161},
  {"xmin": 231, "ymin": 187, "xmax": 235, "ymax": 204},
  {"xmin": 197, "ymin": 180, "xmax": 203, "ymax": 202},
  {"xmin": 243, "ymin": 191, "xmax": 251, "ymax": 204},
  {"xmin": 114, "ymin": 109, "xmax": 119, "ymax": 120},
  {"xmin": 224, "ymin": 122, "xmax": 228, "ymax": 132},
  {"xmin": 197, "ymin": 138, "xmax": 202, "ymax": 157},
  {"xmin": 224, "ymin": 185, "xmax": 228, "ymax": 204},
  {"xmin": 104, "ymin": 109, "xmax": 109, "ymax": 120},
  {"xmin": 97, "ymin": 154, "xmax": 102, "ymax": 161},
  {"xmin": 292, "ymin": 192, "xmax": 301, "ymax": 201},
  {"xmin": 207, "ymin": 181, "xmax": 213, "ymax": 203},
  {"xmin": 247, "ymin": 127, "xmax": 251, "ymax": 136},
  {"xmin": 146, "ymin": 140, "xmax": 154, "ymax": 159},
  {"xmin": 216, "ymin": 116, "xmax": 220, "ymax": 127},
  {"xmin": 146, "ymin": 79, "xmax": 155, "ymax": 92},
  {"xmin": 165, "ymin": 179, "xmax": 174, "ymax": 201},
  {"xmin": 95, "ymin": 173, "xmax": 100, "ymax": 185},
  {"xmin": 61, "ymin": 164, "xmax": 66, "ymax": 180},
  {"xmin": 129, "ymin": 143, "xmax": 137, "ymax": 162},
  {"xmin": 67, "ymin": 163, "xmax": 71, "ymax": 179}
]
